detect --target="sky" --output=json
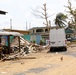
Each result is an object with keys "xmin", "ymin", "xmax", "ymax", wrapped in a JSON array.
[{"xmin": 0, "ymin": 0, "xmax": 76, "ymax": 30}]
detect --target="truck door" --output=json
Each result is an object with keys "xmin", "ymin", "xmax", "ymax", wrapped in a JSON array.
[
  {"xmin": 50, "ymin": 29, "xmax": 58, "ymax": 47},
  {"xmin": 57, "ymin": 29, "xmax": 65, "ymax": 46}
]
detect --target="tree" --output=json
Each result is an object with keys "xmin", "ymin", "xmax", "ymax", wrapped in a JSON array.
[
  {"xmin": 32, "ymin": 3, "xmax": 51, "ymax": 30},
  {"xmin": 65, "ymin": 0, "xmax": 76, "ymax": 29},
  {"xmin": 55, "ymin": 13, "xmax": 67, "ymax": 28}
]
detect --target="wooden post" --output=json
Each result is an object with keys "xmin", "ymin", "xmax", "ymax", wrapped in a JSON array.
[
  {"xmin": 18, "ymin": 36, "xmax": 20, "ymax": 52},
  {"xmin": 0, "ymin": 51, "xmax": 1, "ymax": 60},
  {"xmin": 8, "ymin": 35, "xmax": 10, "ymax": 54}
]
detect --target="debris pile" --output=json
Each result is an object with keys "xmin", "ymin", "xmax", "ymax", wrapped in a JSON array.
[
  {"xmin": 1, "ymin": 36, "xmax": 49, "ymax": 61},
  {"xmin": 1, "ymin": 52, "xmax": 36, "ymax": 61},
  {"xmin": 11, "ymin": 36, "xmax": 49, "ymax": 53}
]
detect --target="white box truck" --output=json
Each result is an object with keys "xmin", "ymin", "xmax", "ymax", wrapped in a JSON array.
[{"xmin": 49, "ymin": 28, "xmax": 67, "ymax": 51}]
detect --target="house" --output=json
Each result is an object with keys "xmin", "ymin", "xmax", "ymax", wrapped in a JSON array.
[
  {"xmin": 3, "ymin": 29, "xmax": 30, "ymax": 41},
  {"xmin": 65, "ymin": 27, "xmax": 74, "ymax": 38},
  {"xmin": 3, "ymin": 29, "xmax": 30, "ymax": 34},
  {"xmin": 29, "ymin": 26, "xmax": 75, "ymax": 44},
  {"xmin": 29, "ymin": 26, "xmax": 56, "ymax": 44}
]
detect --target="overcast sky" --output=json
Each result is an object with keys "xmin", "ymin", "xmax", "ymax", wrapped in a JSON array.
[{"xmin": 0, "ymin": 0, "xmax": 76, "ymax": 30}]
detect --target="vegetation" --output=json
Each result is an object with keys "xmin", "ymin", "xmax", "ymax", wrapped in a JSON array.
[
  {"xmin": 32, "ymin": 3, "xmax": 51, "ymax": 27},
  {"xmin": 55, "ymin": 13, "xmax": 67, "ymax": 28},
  {"xmin": 32, "ymin": 3, "xmax": 51, "ymax": 32},
  {"xmin": 32, "ymin": 40, "xmax": 36, "ymax": 44},
  {"xmin": 32, "ymin": 0, "xmax": 76, "ymax": 29},
  {"xmin": 65, "ymin": 0, "xmax": 76, "ymax": 30},
  {"xmin": 40, "ymin": 39, "xmax": 46, "ymax": 45}
]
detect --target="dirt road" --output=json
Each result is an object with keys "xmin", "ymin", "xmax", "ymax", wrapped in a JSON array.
[{"xmin": 0, "ymin": 46, "xmax": 76, "ymax": 75}]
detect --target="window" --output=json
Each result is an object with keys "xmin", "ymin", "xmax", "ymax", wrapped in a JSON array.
[
  {"xmin": 36, "ymin": 29, "xmax": 43, "ymax": 32},
  {"xmin": 45, "ymin": 29, "xmax": 48, "ymax": 32}
]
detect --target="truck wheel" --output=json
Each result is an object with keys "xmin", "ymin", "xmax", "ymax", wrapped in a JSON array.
[
  {"xmin": 63, "ymin": 47, "xmax": 67, "ymax": 51},
  {"xmin": 50, "ymin": 48, "xmax": 54, "ymax": 52}
]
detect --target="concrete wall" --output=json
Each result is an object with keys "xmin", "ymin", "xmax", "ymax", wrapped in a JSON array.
[{"xmin": 30, "ymin": 34, "xmax": 42, "ymax": 44}]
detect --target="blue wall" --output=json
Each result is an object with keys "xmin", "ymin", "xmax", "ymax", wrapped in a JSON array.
[{"xmin": 36, "ymin": 35, "xmax": 42, "ymax": 44}]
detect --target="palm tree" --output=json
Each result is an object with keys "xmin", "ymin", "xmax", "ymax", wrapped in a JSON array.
[{"xmin": 55, "ymin": 13, "xmax": 67, "ymax": 28}]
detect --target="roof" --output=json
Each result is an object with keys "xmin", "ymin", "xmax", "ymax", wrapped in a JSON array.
[
  {"xmin": 65, "ymin": 28, "xmax": 74, "ymax": 33},
  {"xmin": 3, "ymin": 29, "xmax": 29, "ymax": 34},
  {"xmin": 29, "ymin": 26, "xmax": 56, "ymax": 30},
  {"xmin": 0, "ymin": 30, "xmax": 23, "ymax": 36}
]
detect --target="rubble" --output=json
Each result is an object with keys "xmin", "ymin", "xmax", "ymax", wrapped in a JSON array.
[
  {"xmin": 1, "ymin": 36, "xmax": 49, "ymax": 61},
  {"xmin": 11, "ymin": 36, "xmax": 49, "ymax": 53},
  {"xmin": 1, "ymin": 55, "xmax": 36, "ymax": 61}
]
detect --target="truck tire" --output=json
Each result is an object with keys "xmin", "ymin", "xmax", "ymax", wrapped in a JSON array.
[
  {"xmin": 63, "ymin": 47, "xmax": 67, "ymax": 51},
  {"xmin": 50, "ymin": 48, "xmax": 54, "ymax": 52}
]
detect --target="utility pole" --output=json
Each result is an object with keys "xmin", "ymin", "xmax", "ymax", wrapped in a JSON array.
[
  {"xmin": 10, "ymin": 19, "xmax": 12, "ymax": 29},
  {"xmin": 29, "ymin": 23, "xmax": 31, "ymax": 29},
  {"xmin": 26, "ymin": 22, "xmax": 28, "ymax": 30}
]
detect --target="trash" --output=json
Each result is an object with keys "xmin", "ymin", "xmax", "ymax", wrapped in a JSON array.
[
  {"xmin": 60, "ymin": 56, "xmax": 63, "ymax": 61},
  {"xmin": 0, "ymin": 72, "xmax": 7, "ymax": 74},
  {"xmin": 56, "ymin": 52, "xmax": 58, "ymax": 54}
]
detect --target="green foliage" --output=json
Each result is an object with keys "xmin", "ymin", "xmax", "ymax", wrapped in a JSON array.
[
  {"xmin": 40, "ymin": 40, "xmax": 44, "ymax": 45},
  {"xmin": 33, "ymin": 40, "xmax": 36, "ymax": 44},
  {"xmin": 40, "ymin": 39, "xmax": 46, "ymax": 45},
  {"xmin": 55, "ymin": 13, "xmax": 67, "ymax": 28},
  {"xmin": 65, "ymin": 0, "xmax": 76, "ymax": 30}
]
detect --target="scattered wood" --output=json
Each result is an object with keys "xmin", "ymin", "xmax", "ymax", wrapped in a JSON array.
[
  {"xmin": 1, "ymin": 56, "xmax": 36, "ymax": 61},
  {"xmin": 1, "ymin": 37, "xmax": 49, "ymax": 61},
  {"xmin": 11, "ymin": 36, "xmax": 49, "ymax": 53},
  {"xmin": 16, "ymin": 56, "xmax": 36, "ymax": 59}
]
